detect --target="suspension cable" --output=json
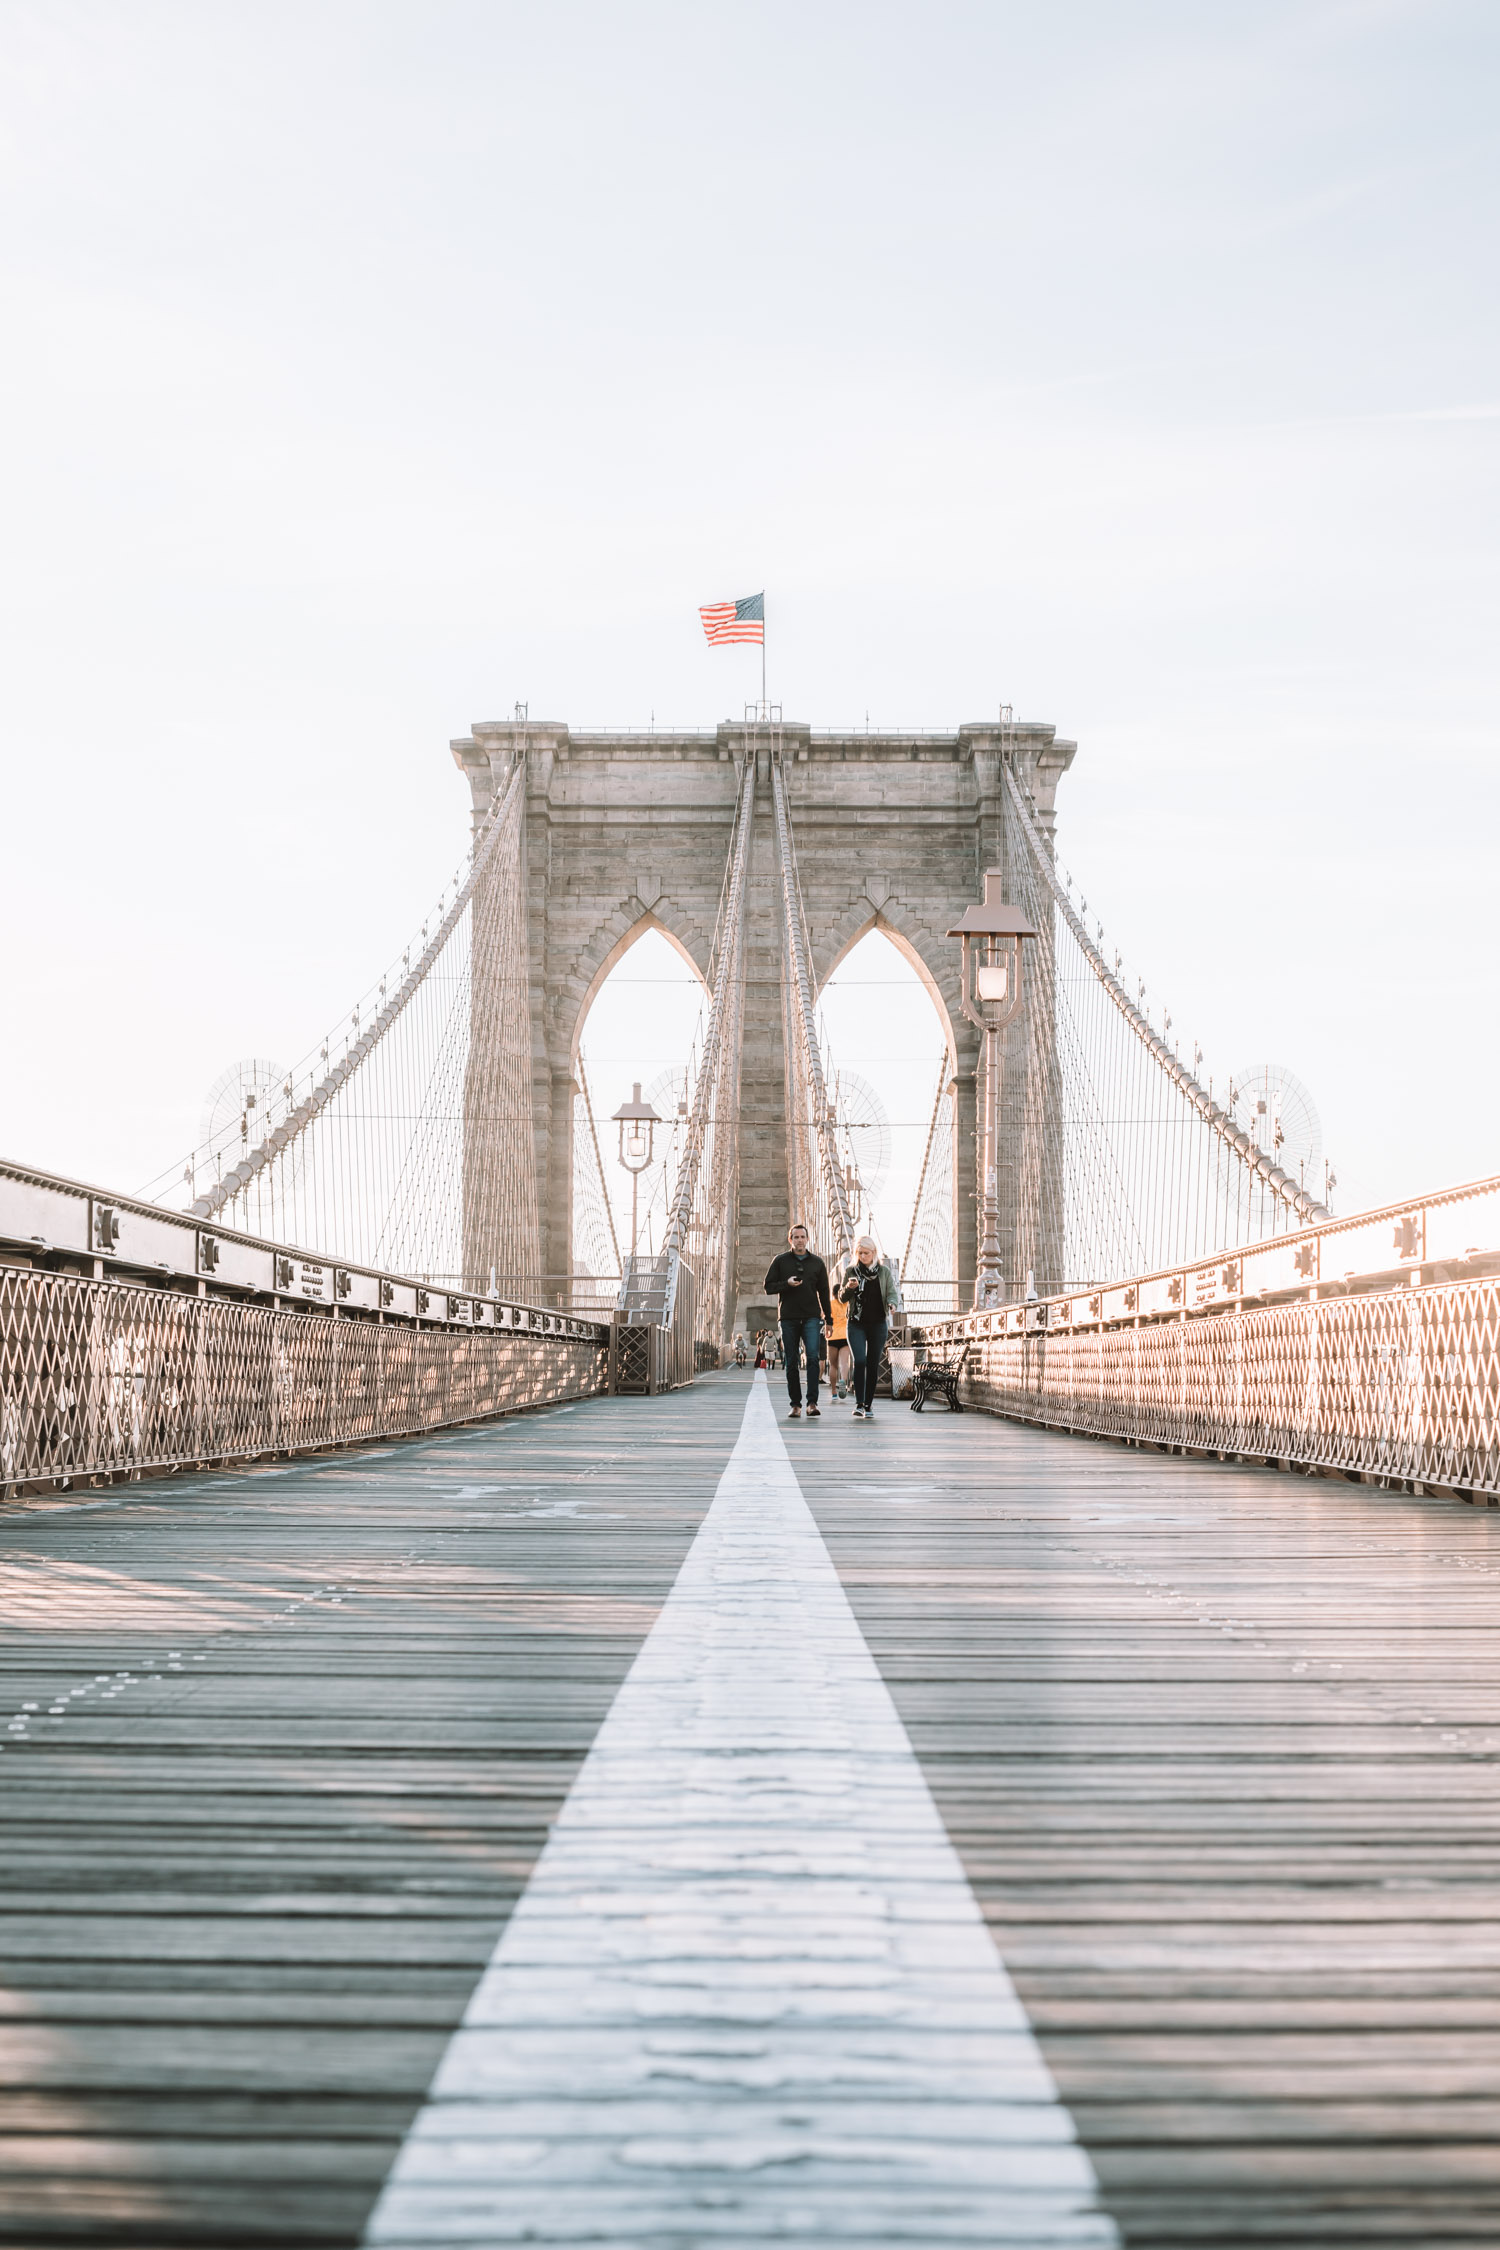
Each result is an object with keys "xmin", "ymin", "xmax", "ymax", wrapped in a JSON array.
[
  {"xmin": 189, "ymin": 756, "xmax": 526, "ymax": 1222},
  {"xmin": 1002, "ymin": 760, "xmax": 1327, "ymax": 1229},
  {"xmin": 768, "ymin": 742, "xmax": 856, "ymax": 1267},
  {"xmin": 649, "ymin": 747, "xmax": 756, "ymax": 1329}
]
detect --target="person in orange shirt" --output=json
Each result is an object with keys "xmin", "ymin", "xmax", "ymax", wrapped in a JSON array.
[{"xmin": 826, "ymin": 1274, "xmax": 850, "ymax": 1399}]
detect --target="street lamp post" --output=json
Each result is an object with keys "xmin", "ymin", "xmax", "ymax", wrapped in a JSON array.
[
  {"xmin": 947, "ymin": 872, "xmax": 1037, "ymax": 1310},
  {"xmin": 611, "ymin": 1081, "xmax": 661, "ymax": 1285}
]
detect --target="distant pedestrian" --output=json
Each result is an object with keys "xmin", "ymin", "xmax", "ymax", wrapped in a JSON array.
[
  {"xmin": 826, "ymin": 1281, "xmax": 850, "ymax": 1398},
  {"xmin": 764, "ymin": 1223, "xmax": 832, "ymax": 1419},
  {"xmin": 837, "ymin": 1236, "xmax": 900, "ymax": 1419}
]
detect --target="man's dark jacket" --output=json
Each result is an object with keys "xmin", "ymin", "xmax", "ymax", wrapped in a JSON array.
[{"xmin": 764, "ymin": 1249, "xmax": 832, "ymax": 1323}]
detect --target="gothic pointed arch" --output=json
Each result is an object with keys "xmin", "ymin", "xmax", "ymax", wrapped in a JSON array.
[
  {"xmin": 554, "ymin": 903, "xmax": 712, "ymax": 1070},
  {"xmin": 813, "ymin": 907, "xmax": 960, "ymax": 1062}
]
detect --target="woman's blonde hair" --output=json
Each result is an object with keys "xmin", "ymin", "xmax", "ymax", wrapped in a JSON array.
[{"xmin": 856, "ymin": 1235, "xmax": 879, "ymax": 1256}]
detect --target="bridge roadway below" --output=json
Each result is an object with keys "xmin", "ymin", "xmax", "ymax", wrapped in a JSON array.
[{"xmin": 1, "ymin": 1371, "xmax": 1498, "ymax": 2246}]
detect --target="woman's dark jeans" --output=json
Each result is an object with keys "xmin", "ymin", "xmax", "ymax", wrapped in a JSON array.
[{"xmin": 849, "ymin": 1318, "xmax": 887, "ymax": 1410}]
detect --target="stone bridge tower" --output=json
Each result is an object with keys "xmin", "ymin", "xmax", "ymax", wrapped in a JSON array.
[{"xmin": 451, "ymin": 718, "xmax": 1076, "ymax": 1315}]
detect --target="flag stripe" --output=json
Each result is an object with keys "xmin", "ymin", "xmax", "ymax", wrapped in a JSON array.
[{"xmin": 699, "ymin": 593, "xmax": 765, "ymax": 646}]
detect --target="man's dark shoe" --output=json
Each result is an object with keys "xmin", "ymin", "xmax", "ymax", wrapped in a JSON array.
[
  {"xmin": 787, "ymin": 1405, "xmax": 801, "ymax": 1419},
  {"xmin": 806, "ymin": 1403, "xmax": 821, "ymax": 1417}
]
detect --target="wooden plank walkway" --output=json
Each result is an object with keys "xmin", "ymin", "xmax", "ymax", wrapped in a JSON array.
[
  {"xmin": 0, "ymin": 1389, "xmax": 738, "ymax": 2244},
  {"xmin": 363, "ymin": 1377, "xmax": 1116, "ymax": 2248},
  {"xmin": 793, "ymin": 1390, "xmax": 1500, "ymax": 2244},
  {"xmin": 1, "ymin": 1370, "xmax": 1498, "ymax": 2242}
]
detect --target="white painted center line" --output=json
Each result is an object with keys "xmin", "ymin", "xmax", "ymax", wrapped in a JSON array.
[{"xmin": 364, "ymin": 1374, "xmax": 1117, "ymax": 2246}]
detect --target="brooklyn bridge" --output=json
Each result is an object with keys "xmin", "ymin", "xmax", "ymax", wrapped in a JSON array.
[{"xmin": 2, "ymin": 714, "xmax": 1497, "ymax": 2246}]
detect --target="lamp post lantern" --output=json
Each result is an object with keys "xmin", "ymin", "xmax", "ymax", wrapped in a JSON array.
[
  {"xmin": 947, "ymin": 872, "xmax": 1038, "ymax": 1310},
  {"xmin": 611, "ymin": 1081, "xmax": 661, "ymax": 1277}
]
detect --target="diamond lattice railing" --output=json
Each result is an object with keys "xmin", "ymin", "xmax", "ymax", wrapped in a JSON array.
[
  {"xmin": 0, "ymin": 1267, "xmax": 608, "ymax": 1488},
  {"xmin": 923, "ymin": 1277, "xmax": 1500, "ymax": 1498}
]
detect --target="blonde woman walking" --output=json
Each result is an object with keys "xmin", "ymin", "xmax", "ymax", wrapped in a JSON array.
[{"xmin": 836, "ymin": 1236, "xmax": 900, "ymax": 1420}]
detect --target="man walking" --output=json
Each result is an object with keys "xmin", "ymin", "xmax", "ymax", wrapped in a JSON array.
[{"xmin": 763, "ymin": 1223, "xmax": 832, "ymax": 1419}]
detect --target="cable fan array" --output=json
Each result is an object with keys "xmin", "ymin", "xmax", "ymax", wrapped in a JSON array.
[
  {"xmin": 145, "ymin": 757, "xmax": 541, "ymax": 1294},
  {"xmin": 770, "ymin": 735, "xmax": 858, "ymax": 1278},
  {"xmin": 998, "ymin": 759, "xmax": 1327, "ymax": 1296},
  {"xmin": 901, "ymin": 1060, "xmax": 959, "ymax": 1318},
  {"xmin": 570, "ymin": 1052, "xmax": 622, "ymax": 1311},
  {"xmin": 628, "ymin": 745, "xmax": 755, "ymax": 1351}
]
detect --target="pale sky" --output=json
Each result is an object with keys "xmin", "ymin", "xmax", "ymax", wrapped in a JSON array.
[{"xmin": 1, "ymin": 0, "xmax": 1496, "ymax": 1216}]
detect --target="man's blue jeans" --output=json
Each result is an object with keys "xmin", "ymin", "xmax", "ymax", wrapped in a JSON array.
[{"xmin": 779, "ymin": 1315, "xmax": 824, "ymax": 1407}]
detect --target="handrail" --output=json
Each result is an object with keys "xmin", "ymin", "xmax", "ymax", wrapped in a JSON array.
[
  {"xmin": 0, "ymin": 1152, "xmax": 600, "ymax": 1337},
  {"xmin": 919, "ymin": 1170, "xmax": 1500, "ymax": 1340}
]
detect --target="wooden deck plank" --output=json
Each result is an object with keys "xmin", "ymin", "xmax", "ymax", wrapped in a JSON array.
[
  {"xmin": 0, "ymin": 1384, "xmax": 745, "ymax": 2244},
  {"xmin": 6, "ymin": 1368, "xmax": 1500, "ymax": 2242},
  {"xmin": 790, "ymin": 1383, "xmax": 1500, "ymax": 2244}
]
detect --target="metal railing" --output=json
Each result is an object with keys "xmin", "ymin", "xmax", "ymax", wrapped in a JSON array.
[
  {"xmin": 605, "ymin": 1264, "xmax": 701, "ymax": 1395},
  {"xmin": 0, "ymin": 1264, "xmax": 607, "ymax": 1494},
  {"xmin": 0, "ymin": 1157, "xmax": 599, "ymax": 1334},
  {"xmin": 0, "ymin": 1156, "xmax": 623, "ymax": 1494},
  {"xmin": 465, "ymin": 1274, "xmax": 622, "ymax": 1315},
  {"xmin": 920, "ymin": 1173, "xmax": 1500, "ymax": 1501},
  {"xmin": 899, "ymin": 1279, "xmax": 963, "ymax": 1320}
]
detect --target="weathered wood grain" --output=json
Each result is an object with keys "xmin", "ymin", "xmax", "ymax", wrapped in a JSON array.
[
  {"xmin": 794, "ymin": 1390, "xmax": 1500, "ymax": 2244},
  {"xmin": 0, "ymin": 1386, "xmax": 741, "ymax": 2243},
  {"xmin": 6, "ymin": 1369, "xmax": 1500, "ymax": 2243}
]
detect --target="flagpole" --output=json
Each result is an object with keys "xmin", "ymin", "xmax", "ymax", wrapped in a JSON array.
[{"xmin": 761, "ymin": 609, "xmax": 766, "ymax": 715}]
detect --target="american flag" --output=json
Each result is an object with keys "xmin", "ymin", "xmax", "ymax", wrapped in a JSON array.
[{"xmin": 699, "ymin": 591, "xmax": 764, "ymax": 646}]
